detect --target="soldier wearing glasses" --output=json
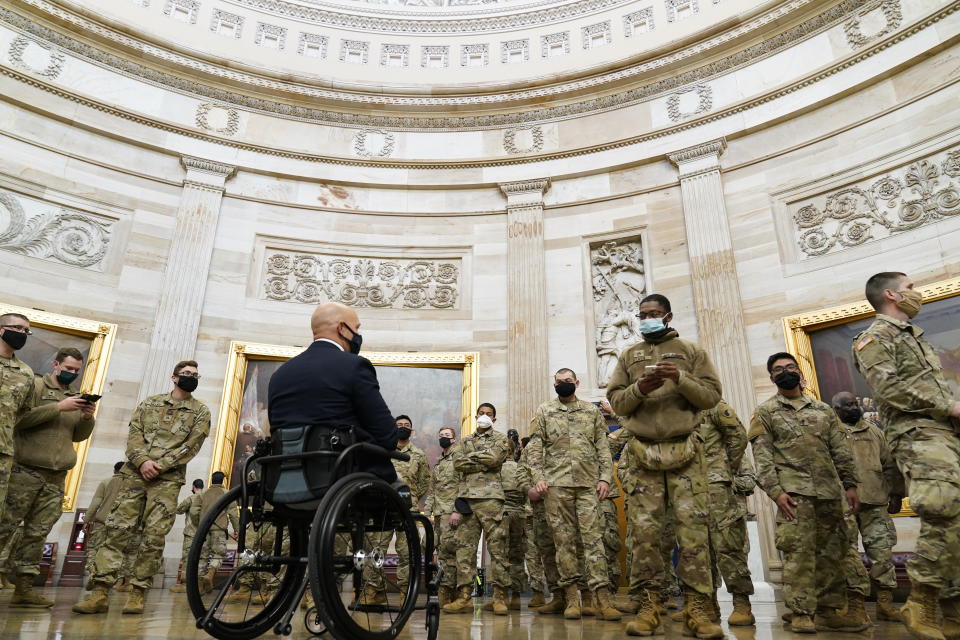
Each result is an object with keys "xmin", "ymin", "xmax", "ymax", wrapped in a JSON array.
[{"xmin": 0, "ymin": 313, "xmax": 35, "ymax": 517}]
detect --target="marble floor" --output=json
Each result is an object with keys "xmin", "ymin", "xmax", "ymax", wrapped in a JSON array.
[{"xmin": 0, "ymin": 589, "xmax": 920, "ymax": 640}]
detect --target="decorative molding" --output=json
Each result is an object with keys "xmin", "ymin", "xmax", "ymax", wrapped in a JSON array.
[
  {"xmin": 380, "ymin": 43, "xmax": 409, "ymax": 66},
  {"xmin": 500, "ymin": 178, "xmax": 550, "ymax": 197},
  {"xmin": 421, "ymin": 45, "xmax": 449, "ymax": 67},
  {"xmin": 540, "ymin": 31, "xmax": 570, "ymax": 57},
  {"xmin": 255, "ymin": 23, "xmax": 287, "ymax": 49},
  {"xmin": 163, "ymin": 0, "xmax": 199, "ymax": 23},
  {"xmin": 582, "ymin": 20, "xmax": 612, "ymax": 48},
  {"xmin": 666, "ymin": 84, "xmax": 712, "ymax": 122},
  {"xmin": 297, "ymin": 32, "xmax": 328, "ymax": 57},
  {"xmin": 591, "ymin": 237, "xmax": 646, "ymax": 387},
  {"xmin": 793, "ymin": 146, "xmax": 960, "ymax": 258},
  {"xmin": 460, "ymin": 43, "xmax": 488, "ymax": 66},
  {"xmin": 182, "ymin": 156, "xmax": 236, "ymax": 178},
  {"xmin": 843, "ymin": 0, "xmax": 902, "ymax": 48},
  {"xmin": 666, "ymin": 0, "xmax": 699, "ymax": 22},
  {"xmin": 500, "ymin": 39, "xmax": 529, "ymax": 63},
  {"xmin": 624, "ymin": 7, "xmax": 654, "ymax": 37},
  {"xmin": 7, "ymin": 36, "xmax": 64, "ymax": 78},
  {"xmin": 503, "ymin": 126, "xmax": 543, "ymax": 154},
  {"xmin": 130, "ymin": 0, "xmax": 151, "ymax": 7},
  {"xmin": 0, "ymin": 188, "xmax": 113, "ymax": 270},
  {"xmin": 210, "ymin": 8, "xmax": 244, "ymax": 38},
  {"xmin": 352, "ymin": 129, "xmax": 396, "ymax": 158},
  {"xmin": 339, "ymin": 39, "xmax": 369, "ymax": 63},
  {"xmin": 195, "ymin": 103, "xmax": 240, "ymax": 135},
  {"xmin": 262, "ymin": 250, "xmax": 460, "ymax": 309},
  {"xmin": 668, "ymin": 138, "xmax": 726, "ymax": 168}
]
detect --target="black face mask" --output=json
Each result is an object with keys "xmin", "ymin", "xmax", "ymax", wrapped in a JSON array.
[
  {"xmin": 840, "ymin": 407, "xmax": 863, "ymax": 424},
  {"xmin": 773, "ymin": 371, "xmax": 801, "ymax": 391},
  {"xmin": 341, "ymin": 324, "xmax": 363, "ymax": 355},
  {"xmin": 555, "ymin": 381, "xmax": 577, "ymax": 398},
  {"xmin": 397, "ymin": 427, "xmax": 412, "ymax": 441},
  {"xmin": 57, "ymin": 370, "xmax": 79, "ymax": 386},
  {"xmin": 1, "ymin": 329, "xmax": 27, "ymax": 350},
  {"xmin": 176, "ymin": 375, "xmax": 199, "ymax": 393},
  {"xmin": 439, "ymin": 436, "xmax": 453, "ymax": 450}
]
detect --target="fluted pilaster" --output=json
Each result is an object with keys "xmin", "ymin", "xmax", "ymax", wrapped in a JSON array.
[
  {"xmin": 138, "ymin": 157, "xmax": 235, "ymax": 400},
  {"xmin": 500, "ymin": 179, "xmax": 550, "ymax": 434}
]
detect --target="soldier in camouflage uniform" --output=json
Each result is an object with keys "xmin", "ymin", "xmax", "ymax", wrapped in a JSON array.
[
  {"xmin": 197, "ymin": 472, "xmax": 237, "ymax": 594},
  {"xmin": 0, "ymin": 346, "xmax": 95, "ymax": 609},
  {"xmin": 606, "ymin": 294, "xmax": 723, "ymax": 638},
  {"xmin": 517, "ymin": 432, "xmax": 561, "ymax": 611},
  {"xmin": 832, "ymin": 391, "xmax": 906, "ymax": 622},
  {"xmin": 852, "ymin": 272, "xmax": 960, "ymax": 640},
  {"xmin": 749, "ymin": 352, "xmax": 866, "ymax": 634},
  {"xmin": 425, "ymin": 427, "xmax": 460, "ymax": 606},
  {"xmin": 497, "ymin": 442, "xmax": 527, "ymax": 610},
  {"xmin": 0, "ymin": 313, "xmax": 35, "ymax": 518},
  {"xmin": 699, "ymin": 400, "xmax": 756, "ymax": 626},
  {"xmin": 362, "ymin": 416, "xmax": 431, "ymax": 602},
  {"xmin": 527, "ymin": 368, "xmax": 621, "ymax": 621},
  {"xmin": 517, "ymin": 436, "xmax": 547, "ymax": 607},
  {"xmin": 84, "ymin": 462, "xmax": 127, "ymax": 585},
  {"xmin": 169, "ymin": 478, "xmax": 204, "ymax": 593},
  {"xmin": 443, "ymin": 403, "xmax": 511, "ymax": 615},
  {"xmin": 73, "ymin": 360, "xmax": 210, "ymax": 616},
  {"xmin": 599, "ymin": 401, "xmax": 623, "ymax": 596}
]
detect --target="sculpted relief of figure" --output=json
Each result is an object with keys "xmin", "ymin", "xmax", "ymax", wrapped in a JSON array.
[{"xmin": 592, "ymin": 240, "xmax": 646, "ymax": 387}]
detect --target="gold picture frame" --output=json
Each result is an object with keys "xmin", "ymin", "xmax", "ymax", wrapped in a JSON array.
[
  {"xmin": 781, "ymin": 274, "xmax": 960, "ymax": 517},
  {"xmin": 0, "ymin": 302, "xmax": 118, "ymax": 512},
  {"xmin": 209, "ymin": 341, "xmax": 480, "ymax": 486}
]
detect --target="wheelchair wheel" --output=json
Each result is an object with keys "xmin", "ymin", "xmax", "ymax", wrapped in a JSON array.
[
  {"xmin": 309, "ymin": 473, "xmax": 422, "ymax": 640},
  {"xmin": 186, "ymin": 485, "xmax": 308, "ymax": 640}
]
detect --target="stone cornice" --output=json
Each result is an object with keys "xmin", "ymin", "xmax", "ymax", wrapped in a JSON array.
[
  {"xmin": 669, "ymin": 138, "xmax": 727, "ymax": 178},
  {"xmin": 182, "ymin": 156, "xmax": 237, "ymax": 177},
  {"xmin": 500, "ymin": 178, "xmax": 550, "ymax": 196}
]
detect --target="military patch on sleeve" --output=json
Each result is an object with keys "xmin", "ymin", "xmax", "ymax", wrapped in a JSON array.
[{"xmin": 855, "ymin": 335, "xmax": 874, "ymax": 351}]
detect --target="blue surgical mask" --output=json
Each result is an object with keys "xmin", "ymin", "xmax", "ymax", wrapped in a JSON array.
[{"xmin": 638, "ymin": 318, "xmax": 666, "ymax": 334}]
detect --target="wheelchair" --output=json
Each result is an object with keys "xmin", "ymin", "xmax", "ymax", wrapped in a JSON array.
[{"xmin": 185, "ymin": 425, "xmax": 441, "ymax": 640}]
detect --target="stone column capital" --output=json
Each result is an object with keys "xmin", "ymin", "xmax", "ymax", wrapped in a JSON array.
[
  {"xmin": 668, "ymin": 138, "xmax": 727, "ymax": 179},
  {"xmin": 181, "ymin": 156, "xmax": 236, "ymax": 191},
  {"xmin": 499, "ymin": 178, "xmax": 550, "ymax": 207}
]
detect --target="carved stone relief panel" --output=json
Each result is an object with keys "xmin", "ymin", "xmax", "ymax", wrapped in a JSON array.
[
  {"xmin": 0, "ymin": 188, "xmax": 113, "ymax": 270},
  {"xmin": 195, "ymin": 103, "xmax": 240, "ymax": 135},
  {"xmin": 843, "ymin": 0, "xmax": 902, "ymax": 49},
  {"xmin": 792, "ymin": 146, "xmax": 960, "ymax": 259},
  {"xmin": 7, "ymin": 36, "xmax": 65, "ymax": 79},
  {"xmin": 262, "ymin": 249, "xmax": 461, "ymax": 309},
  {"xmin": 666, "ymin": 84, "xmax": 712, "ymax": 122},
  {"xmin": 591, "ymin": 237, "xmax": 646, "ymax": 387}
]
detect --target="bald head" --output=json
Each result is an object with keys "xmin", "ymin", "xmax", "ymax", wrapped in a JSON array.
[
  {"xmin": 831, "ymin": 391, "xmax": 862, "ymax": 425},
  {"xmin": 311, "ymin": 303, "xmax": 361, "ymax": 351}
]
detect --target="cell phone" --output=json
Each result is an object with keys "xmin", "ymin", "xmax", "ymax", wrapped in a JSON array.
[
  {"xmin": 645, "ymin": 365, "xmax": 658, "ymax": 372},
  {"xmin": 591, "ymin": 401, "xmax": 602, "ymax": 408},
  {"xmin": 80, "ymin": 393, "xmax": 102, "ymax": 403}
]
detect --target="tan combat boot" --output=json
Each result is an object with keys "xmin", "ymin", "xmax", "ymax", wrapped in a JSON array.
[
  {"xmin": 72, "ymin": 585, "xmax": 110, "ymax": 614},
  {"xmin": 528, "ymin": 590, "xmax": 546, "ymax": 608},
  {"xmin": 492, "ymin": 586, "xmax": 509, "ymax": 615},
  {"xmin": 682, "ymin": 589, "xmax": 724, "ymax": 639},
  {"xmin": 0, "ymin": 573, "xmax": 14, "ymax": 589},
  {"xmin": 442, "ymin": 586, "xmax": 473, "ymax": 614},
  {"xmin": 876, "ymin": 589, "xmax": 901, "ymax": 621},
  {"xmin": 790, "ymin": 614, "xmax": 817, "ymax": 633},
  {"xmin": 814, "ymin": 603, "xmax": 870, "ymax": 632},
  {"xmin": 728, "ymin": 593, "xmax": 755, "ymax": 626},
  {"xmin": 122, "ymin": 586, "xmax": 146, "ymax": 614},
  {"xmin": 508, "ymin": 590, "xmax": 521, "ymax": 610},
  {"xmin": 581, "ymin": 590, "xmax": 597, "ymax": 616},
  {"xmin": 625, "ymin": 591, "xmax": 662, "ymax": 636},
  {"xmin": 670, "ymin": 608, "xmax": 686, "ymax": 622},
  {"xmin": 198, "ymin": 568, "xmax": 217, "ymax": 595},
  {"xmin": 438, "ymin": 585, "xmax": 455, "ymax": 607},
  {"xmin": 481, "ymin": 599, "xmax": 494, "ymax": 612},
  {"xmin": 169, "ymin": 582, "xmax": 186, "ymax": 593},
  {"xmin": 224, "ymin": 585, "xmax": 253, "ymax": 604},
  {"xmin": 536, "ymin": 589, "xmax": 566, "ymax": 615},
  {"xmin": 359, "ymin": 585, "xmax": 388, "ymax": 606},
  {"xmin": 901, "ymin": 584, "xmax": 945, "ymax": 640},
  {"xmin": 940, "ymin": 596, "xmax": 960, "ymax": 640},
  {"xmin": 594, "ymin": 586, "xmax": 623, "ymax": 621},
  {"xmin": 617, "ymin": 597, "xmax": 640, "ymax": 614},
  {"xmin": 844, "ymin": 591, "xmax": 873, "ymax": 629},
  {"xmin": 300, "ymin": 589, "xmax": 315, "ymax": 611},
  {"xmin": 10, "ymin": 574, "xmax": 54, "ymax": 608},
  {"xmin": 563, "ymin": 584, "xmax": 582, "ymax": 619}
]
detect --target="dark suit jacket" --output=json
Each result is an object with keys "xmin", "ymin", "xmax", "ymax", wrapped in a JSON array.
[{"xmin": 267, "ymin": 340, "xmax": 398, "ymax": 481}]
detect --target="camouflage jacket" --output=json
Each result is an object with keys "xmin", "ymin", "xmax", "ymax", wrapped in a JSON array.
[
  {"xmin": 87, "ymin": 473, "xmax": 123, "ymax": 525},
  {"xmin": 499, "ymin": 459, "xmax": 526, "ymax": 513},
  {"xmin": 527, "ymin": 398, "xmax": 613, "ymax": 488},
  {"xmin": 606, "ymin": 330, "xmax": 722, "ymax": 441},
  {"xmin": 200, "ymin": 484, "xmax": 239, "ymax": 532},
  {"xmin": 392, "ymin": 441, "xmax": 431, "ymax": 505},
  {"xmin": 176, "ymin": 492, "xmax": 203, "ymax": 536},
  {"xmin": 0, "ymin": 354, "xmax": 34, "ymax": 457},
  {"xmin": 842, "ymin": 419, "xmax": 905, "ymax": 505},
  {"xmin": 122, "ymin": 393, "xmax": 211, "ymax": 484},
  {"xmin": 606, "ymin": 425, "xmax": 631, "ymax": 499},
  {"xmin": 700, "ymin": 400, "xmax": 748, "ymax": 485},
  {"xmin": 748, "ymin": 393, "xmax": 859, "ymax": 501},
  {"xmin": 14, "ymin": 374, "xmax": 95, "ymax": 471},
  {"xmin": 425, "ymin": 446, "xmax": 460, "ymax": 517},
  {"xmin": 452, "ymin": 428, "xmax": 510, "ymax": 501},
  {"xmin": 852, "ymin": 314, "xmax": 957, "ymax": 441},
  {"xmin": 615, "ymin": 428, "xmax": 637, "ymax": 495}
]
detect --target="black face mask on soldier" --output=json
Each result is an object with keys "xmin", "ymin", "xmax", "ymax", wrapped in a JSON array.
[
  {"xmin": 439, "ymin": 436, "xmax": 453, "ymax": 450},
  {"xmin": 176, "ymin": 375, "xmax": 199, "ymax": 393},
  {"xmin": 397, "ymin": 427, "xmax": 412, "ymax": 441},
  {"xmin": 840, "ymin": 406, "xmax": 863, "ymax": 424},
  {"xmin": 773, "ymin": 370, "xmax": 801, "ymax": 391},
  {"xmin": 1, "ymin": 328, "xmax": 27, "ymax": 350},
  {"xmin": 554, "ymin": 381, "xmax": 577, "ymax": 398}
]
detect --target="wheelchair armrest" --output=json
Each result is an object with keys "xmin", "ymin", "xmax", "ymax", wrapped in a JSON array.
[{"xmin": 389, "ymin": 450, "xmax": 411, "ymax": 462}]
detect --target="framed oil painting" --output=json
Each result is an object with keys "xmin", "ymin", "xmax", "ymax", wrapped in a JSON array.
[
  {"xmin": 0, "ymin": 302, "xmax": 117, "ymax": 511},
  {"xmin": 209, "ymin": 341, "xmax": 479, "ymax": 488}
]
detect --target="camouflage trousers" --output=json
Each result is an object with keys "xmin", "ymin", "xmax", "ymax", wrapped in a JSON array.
[
  {"xmin": 84, "ymin": 524, "xmax": 105, "ymax": 580},
  {"xmin": 199, "ymin": 528, "xmax": 227, "ymax": 574},
  {"xmin": 236, "ymin": 527, "xmax": 286, "ymax": 591},
  {"xmin": 600, "ymin": 498, "xmax": 622, "ymax": 591},
  {"xmin": 0, "ymin": 454, "xmax": 11, "ymax": 522},
  {"xmin": 524, "ymin": 513, "xmax": 547, "ymax": 593},
  {"xmin": 179, "ymin": 532, "xmax": 195, "ymax": 567},
  {"xmin": 119, "ymin": 530, "xmax": 143, "ymax": 582},
  {"xmin": 775, "ymin": 495, "xmax": 847, "ymax": 615},
  {"xmin": 531, "ymin": 500, "xmax": 560, "ymax": 592},
  {"xmin": 890, "ymin": 426, "xmax": 960, "ymax": 594},
  {"xmin": 843, "ymin": 516, "xmax": 871, "ymax": 596},
  {"xmin": 1, "ymin": 525, "xmax": 22, "ymax": 578},
  {"xmin": 626, "ymin": 460, "xmax": 712, "ymax": 596},
  {"xmin": 364, "ymin": 526, "xmax": 423, "ymax": 589},
  {"xmin": 435, "ymin": 513, "xmax": 458, "ymax": 590},
  {"xmin": 708, "ymin": 483, "xmax": 753, "ymax": 596},
  {"xmin": 454, "ymin": 498, "xmax": 509, "ymax": 590},
  {"xmin": 625, "ymin": 499, "xmax": 678, "ymax": 601},
  {"xmin": 503, "ymin": 509, "xmax": 527, "ymax": 593},
  {"xmin": 0, "ymin": 464, "xmax": 67, "ymax": 576},
  {"xmin": 91, "ymin": 476, "xmax": 181, "ymax": 590},
  {"xmin": 544, "ymin": 486, "xmax": 608, "ymax": 591}
]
